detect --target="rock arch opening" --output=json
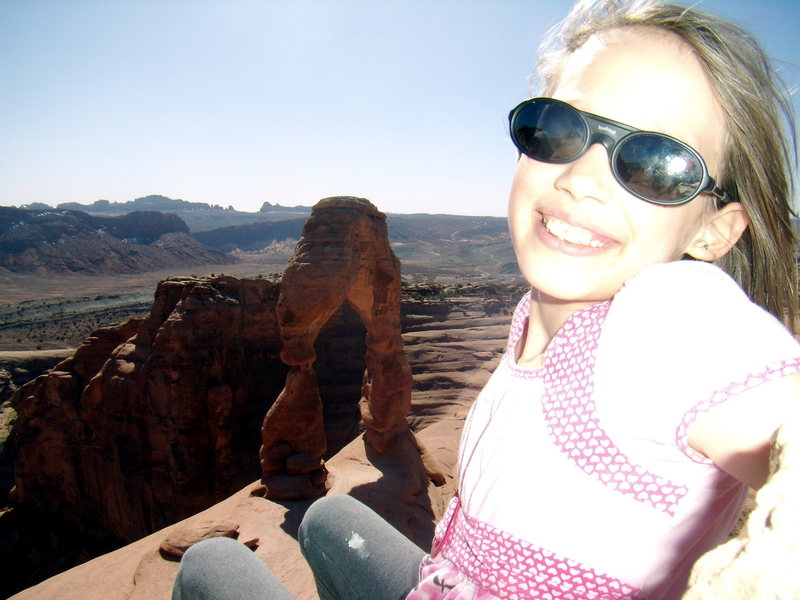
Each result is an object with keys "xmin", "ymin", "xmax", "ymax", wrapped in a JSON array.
[{"xmin": 314, "ymin": 301, "xmax": 367, "ymax": 458}]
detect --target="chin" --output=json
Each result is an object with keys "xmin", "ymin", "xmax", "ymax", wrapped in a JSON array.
[{"xmin": 520, "ymin": 268, "xmax": 619, "ymax": 304}]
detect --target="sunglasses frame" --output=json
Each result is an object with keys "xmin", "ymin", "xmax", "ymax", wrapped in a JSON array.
[{"xmin": 508, "ymin": 97, "xmax": 729, "ymax": 206}]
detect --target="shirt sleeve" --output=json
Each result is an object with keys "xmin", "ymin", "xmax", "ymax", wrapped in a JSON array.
[{"xmin": 594, "ymin": 260, "xmax": 800, "ymax": 464}]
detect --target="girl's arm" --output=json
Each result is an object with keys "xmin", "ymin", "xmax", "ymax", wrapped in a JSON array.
[{"xmin": 687, "ymin": 373, "xmax": 800, "ymax": 489}]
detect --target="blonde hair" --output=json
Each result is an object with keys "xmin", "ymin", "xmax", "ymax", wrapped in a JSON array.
[{"xmin": 534, "ymin": 0, "xmax": 798, "ymax": 330}]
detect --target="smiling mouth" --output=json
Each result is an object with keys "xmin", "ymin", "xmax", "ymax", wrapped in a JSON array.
[{"xmin": 542, "ymin": 216, "xmax": 608, "ymax": 248}]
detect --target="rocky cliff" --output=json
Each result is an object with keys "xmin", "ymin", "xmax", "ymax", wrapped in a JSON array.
[{"xmin": 2, "ymin": 277, "xmax": 284, "ymax": 594}]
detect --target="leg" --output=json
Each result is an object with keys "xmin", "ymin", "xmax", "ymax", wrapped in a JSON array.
[
  {"xmin": 172, "ymin": 536, "xmax": 295, "ymax": 600},
  {"xmin": 299, "ymin": 494, "xmax": 425, "ymax": 600}
]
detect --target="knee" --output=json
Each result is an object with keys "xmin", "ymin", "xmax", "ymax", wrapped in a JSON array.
[
  {"xmin": 299, "ymin": 494, "xmax": 364, "ymax": 537},
  {"xmin": 174, "ymin": 537, "xmax": 250, "ymax": 599},
  {"xmin": 301, "ymin": 494, "xmax": 360, "ymax": 529},
  {"xmin": 181, "ymin": 535, "xmax": 247, "ymax": 565},
  {"xmin": 299, "ymin": 494, "xmax": 367, "ymax": 553}
]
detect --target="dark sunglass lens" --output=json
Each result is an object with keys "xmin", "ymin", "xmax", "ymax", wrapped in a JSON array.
[
  {"xmin": 512, "ymin": 101, "xmax": 586, "ymax": 162},
  {"xmin": 614, "ymin": 134, "xmax": 703, "ymax": 204}
]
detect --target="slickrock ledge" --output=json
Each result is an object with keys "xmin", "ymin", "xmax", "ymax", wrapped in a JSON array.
[{"xmin": 8, "ymin": 417, "xmax": 463, "ymax": 600}]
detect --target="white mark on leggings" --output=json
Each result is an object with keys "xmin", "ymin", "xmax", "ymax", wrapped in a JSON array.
[{"xmin": 347, "ymin": 532, "xmax": 369, "ymax": 558}]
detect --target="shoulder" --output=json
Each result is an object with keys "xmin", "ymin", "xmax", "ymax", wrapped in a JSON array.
[
  {"xmin": 610, "ymin": 260, "xmax": 796, "ymax": 352},
  {"xmin": 598, "ymin": 260, "xmax": 799, "ymax": 413},
  {"xmin": 617, "ymin": 260, "xmax": 746, "ymax": 310}
]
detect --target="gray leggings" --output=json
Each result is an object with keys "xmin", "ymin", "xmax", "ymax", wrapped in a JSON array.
[{"xmin": 172, "ymin": 494, "xmax": 425, "ymax": 600}]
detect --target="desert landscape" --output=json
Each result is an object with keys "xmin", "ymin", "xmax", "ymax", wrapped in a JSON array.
[
  {"xmin": 1, "ymin": 196, "xmax": 798, "ymax": 600},
  {"xmin": 0, "ymin": 196, "xmax": 528, "ymax": 598}
]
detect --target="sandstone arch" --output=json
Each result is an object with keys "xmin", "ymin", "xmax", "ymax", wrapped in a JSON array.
[{"xmin": 259, "ymin": 197, "xmax": 413, "ymax": 499}]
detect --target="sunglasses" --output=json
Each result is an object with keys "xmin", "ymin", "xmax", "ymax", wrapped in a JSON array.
[{"xmin": 508, "ymin": 97, "xmax": 729, "ymax": 206}]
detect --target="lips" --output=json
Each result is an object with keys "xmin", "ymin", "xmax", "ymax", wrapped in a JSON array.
[{"xmin": 541, "ymin": 215, "xmax": 611, "ymax": 248}]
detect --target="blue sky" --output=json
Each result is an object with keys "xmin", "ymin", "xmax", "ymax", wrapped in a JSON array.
[{"xmin": 1, "ymin": 0, "xmax": 798, "ymax": 217}]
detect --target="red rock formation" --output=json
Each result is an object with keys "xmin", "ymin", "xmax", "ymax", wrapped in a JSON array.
[
  {"xmin": 259, "ymin": 197, "xmax": 414, "ymax": 499},
  {"xmin": 3, "ymin": 279, "xmax": 522, "ymax": 599},
  {"xmin": 1, "ymin": 276, "xmax": 287, "ymax": 596}
]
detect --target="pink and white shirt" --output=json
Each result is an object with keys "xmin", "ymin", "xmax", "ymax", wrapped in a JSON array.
[{"xmin": 407, "ymin": 261, "xmax": 800, "ymax": 600}]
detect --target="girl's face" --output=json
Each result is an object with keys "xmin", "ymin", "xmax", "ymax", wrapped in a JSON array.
[{"xmin": 508, "ymin": 28, "xmax": 727, "ymax": 305}]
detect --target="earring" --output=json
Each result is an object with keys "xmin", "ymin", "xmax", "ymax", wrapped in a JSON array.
[{"xmin": 703, "ymin": 243, "xmax": 709, "ymax": 250}]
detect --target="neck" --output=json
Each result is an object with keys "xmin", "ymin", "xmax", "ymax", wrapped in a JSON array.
[{"xmin": 516, "ymin": 288, "xmax": 599, "ymax": 368}]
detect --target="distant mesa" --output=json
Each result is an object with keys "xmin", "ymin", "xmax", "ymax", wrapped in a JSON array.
[
  {"xmin": 259, "ymin": 201, "xmax": 312, "ymax": 214},
  {"xmin": 18, "ymin": 202, "xmax": 51, "ymax": 212},
  {"xmin": 0, "ymin": 206, "xmax": 234, "ymax": 275},
  {"xmin": 46, "ymin": 195, "xmax": 313, "ymax": 232},
  {"xmin": 192, "ymin": 218, "xmax": 306, "ymax": 253},
  {"xmin": 54, "ymin": 195, "xmax": 205, "ymax": 213}
]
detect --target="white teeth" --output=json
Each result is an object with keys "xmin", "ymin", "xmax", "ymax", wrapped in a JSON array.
[{"xmin": 543, "ymin": 217, "xmax": 606, "ymax": 248}]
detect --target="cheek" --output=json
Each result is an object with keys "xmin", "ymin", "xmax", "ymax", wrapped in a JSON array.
[
  {"xmin": 625, "ymin": 204, "xmax": 703, "ymax": 259},
  {"xmin": 508, "ymin": 159, "xmax": 529, "ymax": 197},
  {"xmin": 508, "ymin": 158, "xmax": 553, "ymax": 210},
  {"xmin": 507, "ymin": 163, "xmax": 529, "ymax": 231}
]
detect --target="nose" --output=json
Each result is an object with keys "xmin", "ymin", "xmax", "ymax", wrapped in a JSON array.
[{"xmin": 554, "ymin": 143, "xmax": 614, "ymax": 203}]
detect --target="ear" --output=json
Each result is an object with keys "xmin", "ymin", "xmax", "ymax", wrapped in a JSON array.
[{"xmin": 685, "ymin": 202, "xmax": 749, "ymax": 261}]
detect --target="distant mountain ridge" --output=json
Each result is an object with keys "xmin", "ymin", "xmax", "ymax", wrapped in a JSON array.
[
  {"xmin": 193, "ymin": 218, "xmax": 307, "ymax": 252},
  {"xmin": 4, "ymin": 195, "xmax": 517, "ymax": 277},
  {"xmin": 21, "ymin": 195, "xmax": 312, "ymax": 232},
  {"xmin": 192, "ymin": 212, "xmax": 510, "ymax": 252},
  {"xmin": 0, "ymin": 207, "xmax": 234, "ymax": 275},
  {"xmin": 0, "ymin": 207, "xmax": 188, "ymax": 251}
]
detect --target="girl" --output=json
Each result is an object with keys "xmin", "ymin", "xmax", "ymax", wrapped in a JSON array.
[{"xmin": 173, "ymin": 1, "xmax": 800, "ymax": 598}]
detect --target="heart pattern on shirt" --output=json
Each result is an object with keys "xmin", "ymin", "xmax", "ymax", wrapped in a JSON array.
[
  {"xmin": 507, "ymin": 295, "xmax": 688, "ymax": 516},
  {"xmin": 429, "ymin": 496, "xmax": 643, "ymax": 600}
]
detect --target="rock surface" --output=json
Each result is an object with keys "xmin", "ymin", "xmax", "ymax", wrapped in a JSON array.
[
  {"xmin": 158, "ymin": 519, "xmax": 256, "ymax": 560},
  {"xmin": 7, "ymin": 415, "xmax": 465, "ymax": 600},
  {"xmin": 0, "ymin": 350, "xmax": 73, "ymax": 405},
  {"xmin": 7, "ymin": 276, "xmax": 282, "ymax": 535}
]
